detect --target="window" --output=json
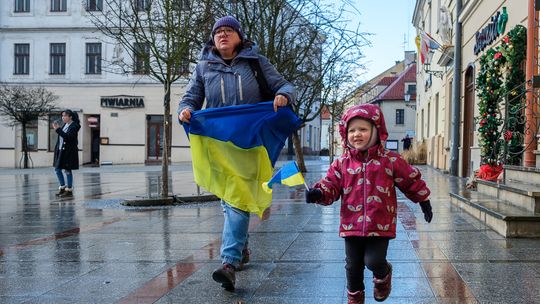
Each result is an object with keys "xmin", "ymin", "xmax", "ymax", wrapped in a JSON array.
[
  {"xmin": 86, "ymin": 0, "xmax": 102, "ymax": 11},
  {"xmin": 49, "ymin": 114, "xmax": 61, "ymax": 152},
  {"xmin": 396, "ymin": 109, "xmax": 405, "ymax": 125},
  {"xmin": 386, "ymin": 140, "xmax": 398, "ymax": 151},
  {"xmin": 51, "ymin": 0, "xmax": 67, "ymax": 12},
  {"xmin": 50, "ymin": 43, "xmax": 66, "ymax": 74},
  {"xmin": 14, "ymin": 0, "xmax": 30, "ymax": 12},
  {"xmin": 308, "ymin": 125, "xmax": 312, "ymax": 148},
  {"xmin": 135, "ymin": 0, "xmax": 150, "ymax": 11},
  {"xmin": 172, "ymin": 0, "xmax": 190, "ymax": 10},
  {"xmin": 14, "ymin": 44, "xmax": 30, "ymax": 75},
  {"xmin": 86, "ymin": 43, "xmax": 102, "ymax": 74},
  {"xmin": 406, "ymin": 84, "xmax": 416, "ymax": 94},
  {"xmin": 26, "ymin": 119, "xmax": 38, "ymax": 151},
  {"xmin": 134, "ymin": 43, "xmax": 150, "ymax": 74}
]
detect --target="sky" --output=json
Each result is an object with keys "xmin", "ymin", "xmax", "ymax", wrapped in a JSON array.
[{"xmin": 352, "ymin": 0, "xmax": 417, "ymax": 82}]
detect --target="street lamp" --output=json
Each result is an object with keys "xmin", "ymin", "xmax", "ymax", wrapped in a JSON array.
[{"xmin": 404, "ymin": 93, "xmax": 416, "ymax": 110}]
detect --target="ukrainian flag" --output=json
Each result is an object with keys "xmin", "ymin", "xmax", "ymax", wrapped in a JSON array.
[
  {"xmin": 262, "ymin": 161, "xmax": 305, "ymax": 193},
  {"xmin": 184, "ymin": 101, "xmax": 301, "ymax": 217}
]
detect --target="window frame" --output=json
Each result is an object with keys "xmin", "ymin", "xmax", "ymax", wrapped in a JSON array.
[
  {"xmin": 48, "ymin": 114, "xmax": 61, "ymax": 152},
  {"xmin": 25, "ymin": 119, "xmax": 39, "ymax": 152},
  {"xmin": 396, "ymin": 109, "xmax": 405, "ymax": 125},
  {"xmin": 49, "ymin": 43, "xmax": 66, "ymax": 75},
  {"xmin": 14, "ymin": 0, "xmax": 30, "ymax": 13},
  {"xmin": 14, "ymin": 43, "xmax": 30, "ymax": 75},
  {"xmin": 85, "ymin": 43, "xmax": 102, "ymax": 74},
  {"xmin": 135, "ymin": 0, "xmax": 150, "ymax": 11},
  {"xmin": 385, "ymin": 140, "xmax": 399, "ymax": 151},
  {"xmin": 133, "ymin": 42, "xmax": 150, "ymax": 74},
  {"xmin": 86, "ymin": 0, "xmax": 103, "ymax": 11},
  {"xmin": 50, "ymin": 0, "xmax": 67, "ymax": 12}
]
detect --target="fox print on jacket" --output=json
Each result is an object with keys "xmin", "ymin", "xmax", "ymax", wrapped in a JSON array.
[{"xmin": 313, "ymin": 104, "xmax": 430, "ymax": 238}]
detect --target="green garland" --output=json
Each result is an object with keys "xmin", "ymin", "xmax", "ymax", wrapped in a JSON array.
[{"xmin": 475, "ymin": 25, "xmax": 527, "ymax": 166}]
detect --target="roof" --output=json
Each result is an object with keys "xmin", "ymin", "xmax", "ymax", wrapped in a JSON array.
[
  {"xmin": 377, "ymin": 76, "xmax": 397, "ymax": 86},
  {"xmin": 374, "ymin": 63, "xmax": 417, "ymax": 101}
]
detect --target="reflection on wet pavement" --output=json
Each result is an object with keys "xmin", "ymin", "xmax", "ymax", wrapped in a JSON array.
[{"xmin": 0, "ymin": 159, "xmax": 539, "ymax": 303}]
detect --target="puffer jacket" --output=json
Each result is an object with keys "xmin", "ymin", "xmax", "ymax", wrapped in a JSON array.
[
  {"xmin": 178, "ymin": 40, "xmax": 296, "ymax": 114},
  {"xmin": 313, "ymin": 104, "xmax": 430, "ymax": 238}
]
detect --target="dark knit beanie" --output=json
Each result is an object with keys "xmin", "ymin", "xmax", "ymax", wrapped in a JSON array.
[{"xmin": 212, "ymin": 16, "xmax": 244, "ymax": 40}]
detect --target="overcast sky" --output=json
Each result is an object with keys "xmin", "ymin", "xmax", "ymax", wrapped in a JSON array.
[{"xmin": 353, "ymin": 0, "xmax": 417, "ymax": 81}]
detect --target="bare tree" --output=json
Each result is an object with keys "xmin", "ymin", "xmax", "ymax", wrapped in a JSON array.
[
  {"xmin": 216, "ymin": 0, "xmax": 369, "ymax": 171},
  {"xmin": 0, "ymin": 84, "xmax": 58, "ymax": 168},
  {"xmin": 88, "ymin": 0, "xmax": 213, "ymax": 197}
]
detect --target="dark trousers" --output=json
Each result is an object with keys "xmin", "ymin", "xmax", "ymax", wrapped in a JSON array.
[{"xmin": 345, "ymin": 236, "xmax": 390, "ymax": 292}]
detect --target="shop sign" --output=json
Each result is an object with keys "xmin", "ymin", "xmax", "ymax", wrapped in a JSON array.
[
  {"xmin": 474, "ymin": 7, "xmax": 508, "ymax": 55},
  {"xmin": 100, "ymin": 95, "xmax": 145, "ymax": 109}
]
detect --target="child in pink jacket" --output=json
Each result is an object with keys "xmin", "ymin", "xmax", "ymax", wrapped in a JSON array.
[{"xmin": 306, "ymin": 104, "xmax": 432, "ymax": 304}]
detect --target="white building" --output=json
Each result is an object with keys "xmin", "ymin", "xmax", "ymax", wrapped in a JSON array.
[{"xmin": 0, "ymin": 1, "xmax": 315, "ymax": 168}]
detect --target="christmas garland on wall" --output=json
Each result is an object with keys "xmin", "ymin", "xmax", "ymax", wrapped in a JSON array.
[{"xmin": 475, "ymin": 24, "xmax": 526, "ymax": 168}]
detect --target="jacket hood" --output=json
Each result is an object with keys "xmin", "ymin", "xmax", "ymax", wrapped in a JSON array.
[
  {"xmin": 338, "ymin": 104, "xmax": 388, "ymax": 150},
  {"xmin": 199, "ymin": 39, "xmax": 259, "ymax": 62}
]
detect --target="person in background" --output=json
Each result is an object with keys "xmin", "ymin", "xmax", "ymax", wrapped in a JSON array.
[
  {"xmin": 401, "ymin": 134, "xmax": 412, "ymax": 150},
  {"xmin": 52, "ymin": 109, "xmax": 81, "ymax": 197},
  {"xmin": 305, "ymin": 104, "xmax": 432, "ymax": 304},
  {"xmin": 177, "ymin": 16, "xmax": 296, "ymax": 291}
]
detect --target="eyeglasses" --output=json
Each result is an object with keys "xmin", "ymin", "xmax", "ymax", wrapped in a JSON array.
[{"xmin": 214, "ymin": 28, "xmax": 235, "ymax": 36}]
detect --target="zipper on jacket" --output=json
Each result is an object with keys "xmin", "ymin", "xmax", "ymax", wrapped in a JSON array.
[
  {"xmin": 220, "ymin": 76, "xmax": 225, "ymax": 104},
  {"xmin": 237, "ymin": 73, "xmax": 244, "ymax": 101},
  {"xmin": 362, "ymin": 162, "xmax": 367, "ymax": 234}
]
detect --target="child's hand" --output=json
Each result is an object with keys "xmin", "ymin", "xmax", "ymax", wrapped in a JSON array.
[
  {"xmin": 420, "ymin": 200, "xmax": 433, "ymax": 223},
  {"xmin": 305, "ymin": 188, "xmax": 322, "ymax": 204}
]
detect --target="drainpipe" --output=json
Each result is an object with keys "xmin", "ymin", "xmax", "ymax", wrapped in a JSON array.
[
  {"xmin": 449, "ymin": 0, "xmax": 463, "ymax": 176},
  {"xmin": 524, "ymin": 0, "xmax": 538, "ymax": 167}
]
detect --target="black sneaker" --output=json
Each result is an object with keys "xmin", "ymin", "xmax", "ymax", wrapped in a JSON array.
[
  {"xmin": 59, "ymin": 190, "xmax": 73, "ymax": 198},
  {"xmin": 55, "ymin": 187, "xmax": 66, "ymax": 197},
  {"xmin": 212, "ymin": 263, "xmax": 236, "ymax": 291}
]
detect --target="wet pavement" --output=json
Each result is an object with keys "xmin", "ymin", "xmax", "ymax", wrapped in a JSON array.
[{"xmin": 1, "ymin": 157, "xmax": 540, "ymax": 304}]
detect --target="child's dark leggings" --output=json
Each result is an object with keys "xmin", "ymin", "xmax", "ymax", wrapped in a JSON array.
[{"xmin": 345, "ymin": 236, "xmax": 390, "ymax": 292}]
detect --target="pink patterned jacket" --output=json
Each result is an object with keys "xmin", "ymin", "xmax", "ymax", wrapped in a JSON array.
[{"xmin": 313, "ymin": 104, "xmax": 430, "ymax": 238}]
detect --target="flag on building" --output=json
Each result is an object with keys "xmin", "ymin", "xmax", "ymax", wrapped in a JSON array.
[
  {"xmin": 262, "ymin": 161, "xmax": 305, "ymax": 193},
  {"xmin": 415, "ymin": 35, "xmax": 425, "ymax": 64},
  {"xmin": 183, "ymin": 101, "xmax": 301, "ymax": 217},
  {"xmin": 420, "ymin": 30, "xmax": 441, "ymax": 50},
  {"xmin": 418, "ymin": 31, "xmax": 441, "ymax": 65}
]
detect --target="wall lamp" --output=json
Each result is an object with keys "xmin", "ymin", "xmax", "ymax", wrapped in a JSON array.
[
  {"xmin": 423, "ymin": 64, "xmax": 444, "ymax": 79},
  {"xmin": 404, "ymin": 93, "xmax": 416, "ymax": 110}
]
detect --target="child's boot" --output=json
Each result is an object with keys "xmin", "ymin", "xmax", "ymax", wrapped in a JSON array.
[
  {"xmin": 347, "ymin": 290, "xmax": 365, "ymax": 304},
  {"xmin": 212, "ymin": 263, "xmax": 236, "ymax": 291},
  {"xmin": 373, "ymin": 263, "xmax": 392, "ymax": 302}
]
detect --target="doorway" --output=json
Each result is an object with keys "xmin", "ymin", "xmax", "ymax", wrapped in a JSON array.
[
  {"xmin": 462, "ymin": 66, "xmax": 475, "ymax": 177},
  {"xmin": 146, "ymin": 115, "xmax": 163, "ymax": 164},
  {"xmin": 84, "ymin": 115, "xmax": 100, "ymax": 166}
]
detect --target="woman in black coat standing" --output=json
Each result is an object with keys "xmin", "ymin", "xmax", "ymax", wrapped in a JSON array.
[{"xmin": 52, "ymin": 109, "xmax": 80, "ymax": 197}]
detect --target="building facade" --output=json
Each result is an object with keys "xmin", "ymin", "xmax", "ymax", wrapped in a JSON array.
[
  {"xmin": 339, "ymin": 52, "xmax": 416, "ymax": 155},
  {"xmin": 0, "ymin": 1, "xmax": 317, "ymax": 168},
  {"xmin": 412, "ymin": 0, "xmax": 530, "ymax": 176}
]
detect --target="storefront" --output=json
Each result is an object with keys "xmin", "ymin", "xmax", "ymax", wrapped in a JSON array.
[
  {"xmin": 0, "ymin": 84, "xmax": 191, "ymax": 168},
  {"xmin": 412, "ymin": 0, "xmax": 530, "ymax": 177}
]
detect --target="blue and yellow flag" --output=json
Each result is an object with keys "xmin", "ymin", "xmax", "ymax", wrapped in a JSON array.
[
  {"xmin": 262, "ymin": 161, "xmax": 305, "ymax": 193},
  {"xmin": 184, "ymin": 101, "xmax": 301, "ymax": 217}
]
